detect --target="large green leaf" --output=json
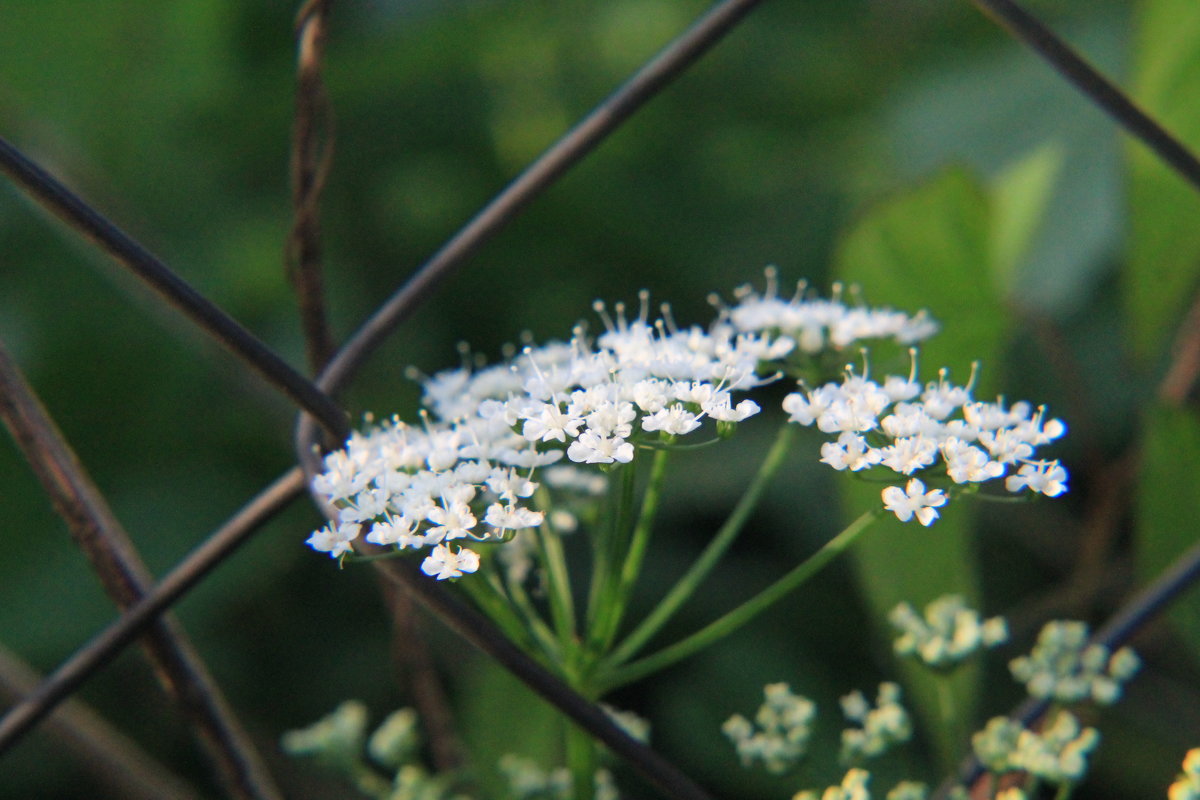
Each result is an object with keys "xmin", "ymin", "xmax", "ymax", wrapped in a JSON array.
[
  {"xmin": 831, "ymin": 167, "xmax": 1012, "ymax": 770},
  {"xmin": 1126, "ymin": 0, "xmax": 1200, "ymax": 361},
  {"xmin": 834, "ymin": 168, "xmax": 1006, "ymax": 393},
  {"xmin": 990, "ymin": 143, "xmax": 1066, "ymax": 296},
  {"xmin": 1136, "ymin": 404, "xmax": 1200, "ymax": 662},
  {"xmin": 839, "ymin": 484, "xmax": 980, "ymax": 771}
]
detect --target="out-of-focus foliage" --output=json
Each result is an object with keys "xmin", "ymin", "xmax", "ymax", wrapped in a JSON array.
[{"xmin": 1, "ymin": 0, "xmax": 1197, "ymax": 798}]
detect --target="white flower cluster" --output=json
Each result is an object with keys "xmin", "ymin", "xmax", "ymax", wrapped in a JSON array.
[
  {"xmin": 793, "ymin": 768, "xmax": 871, "ymax": 800},
  {"xmin": 281, "ymin": 699, "xmax": 370, "ymax": 765},
  {"xmin": 497, "ymin": 754, "xmax": 617, "ymax": 800},
  {"xmin": 839, "ymin": 682, "xmax": 912, "ymax": 763},
  {"xmin": 722, "ymin": 272, "xmax": 938, "ymax": 354},
  {"xmin": 889, "ymin": 595, "xmax": 1008, "ymax": 669},
  {"xmin": 1009, "ymin": 621, "xmax": 1140, "ymax": 705},
  {"xmin": 972, "ymin": 711, "xmax": 1099, "ymax": 785},
  {"xmin": 784, "ymin": 368, "xmax": 1068, "ymax": 526},
  {"xmin": 792, "ymin": 769, "xmax": 926, "ymax": 800},
  {"xmin": 307, "ymin": 278, "xmax": 939, "ymax": 578},
  {"xmin": 1170, "ymin": 749, "xmax": 1200, "ymax": 800},
  {"xmin": 722, "ymin": 682, "xmax": 816, "ymax": 774}
]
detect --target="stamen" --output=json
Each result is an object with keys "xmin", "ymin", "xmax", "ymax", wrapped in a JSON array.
[
  {"xmin": 660, "ymin": 302, "xmax": 679, "ymax": 334},
  {"xmin": 792, "ymin": 278, "xmax": 809, "ymax": 302},
  {"xmin": 614, "ymin": 301, "xmax": 628, "ymax": 331},
  {"xmin": 592, "ymin": 300, "xmax": 615, "ymax": 333},
  {"xmin": 846, "ymin": 283, "xmax": 864, "ymax": 307},
  {"xmin": 966, "ymin": 361, "xmax": 981, "ymax": 393},
  {"xmin": 763, "ymin": 265, "xmax": 779, "ymax": 298}
]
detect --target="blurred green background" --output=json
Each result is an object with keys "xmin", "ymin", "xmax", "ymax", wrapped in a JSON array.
[{"xmin": 2, "ymin": 0, "xmax": 1199, "ymax": 797}]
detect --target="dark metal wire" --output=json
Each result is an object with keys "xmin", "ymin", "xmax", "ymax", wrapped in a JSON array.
[
  {"xmin": 971, "ymin": 0, "xmax": 1200, "ymax": 192},
  {"xmin": 299, "ymin": 0, "xmax": 766, "ymax": 405},
  {"xmin": 0, "ymin": 135, "xmax": 349, "ymax": 441},
  {"xmin": 9, "ymin": 0, "xmax": 1200, "ymax": 795},
  {"xmin": 374, "ymin": 558, "xmax": 716, "ymax": 800},
  {"xmin": 0, "ymin": 468, "xmax": 306, "ymax": 755},
  {"xmin": 0, "ymin": 644, "xmax": 205, "ymax": 800},
  {"xmin": 0, "ymin": 343, "xmax": 281, "ymax": 799},
  {"xmin": 932, "ymin": 538, "xmax": 1200, "ymax": 799}
]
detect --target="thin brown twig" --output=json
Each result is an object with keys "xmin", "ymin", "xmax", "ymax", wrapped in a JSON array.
[
  {"xmin": 287, "ymin": 2, "xmax": 762, "ymax": 794},
  {"xmin": 296, "ymin": 0, "xmax": 766, "ymax": 414},
  {"xmin": 0, "ymin": 341, "xmax": 283, "ymax": 800},
  {"xmin": 288, "ymin": 0, "xmax": 338, "ymax": 373},
  {"xmin": 0, "ymin": 468, "xmax": 306, "ymax": 764},
  {"xmin": 1159, "ymin": 288, "xmax": 1200, "ymax": 407},
  {"xmin": 0, "ymin": 643, "xmax": 205, "ymax": 800},
  {"xmin": 384, "ymin": 581, "xmax": 462, "ymax": 773}
]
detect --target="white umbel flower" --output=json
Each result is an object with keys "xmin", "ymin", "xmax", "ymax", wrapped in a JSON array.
[{"xmin": 881, "ymin": 479, "xmax": 947, "ymax": 527}]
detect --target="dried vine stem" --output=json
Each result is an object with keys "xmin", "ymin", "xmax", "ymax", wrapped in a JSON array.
[
  {"xmin": 285, "ymin": 3, "xmax": 764, "ymax": 796},
  {"xmin": 297, "ymin": 0, "xmax": 766, "ymax": 408},
  {"xmin": 0, "ymin": 468, "xmax": 306, "ymax": 757},
  {"xmin": 0, "ymin": 342, "xmax": 282, "ymax": 800},
  {"xmin": 287, "ymin": 0, "xmax": 338, "ymax": 373},
  {"xmin": 0, "ymin": 135, "xmax": 348, "ymax": 440},
  {"xmin": 0, "ymin": 644, "xmax": 204, "ymax": 800}
]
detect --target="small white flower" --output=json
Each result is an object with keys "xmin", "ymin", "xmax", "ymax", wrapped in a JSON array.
[
  {"xmin": 306, "ymin": 521, "xmax": 361, "ymax": 558},
  {"xmin": 365, "ymin": 515, "xmax": 421, "ymax": 548},
  {"xmin": 425, "ymin": 501, "xmax": 477, "ymax": 542},
  {"xmin": 420, "ymin": 544, "xmax": 481, "ymax": 580},
  {"xmin": 484, "ymin": 502, "xmax": 544, "ymax": 532},
  {"xmin": 877, "ymin": 436, "xmax": 938, "ymax": 475},
  {"xmin": 520, "ymin": 403, "xmax": 584, "ymax": 443},
  {"xmin": 704, "ymin": 397, "xmax": 761, "ymax": 423},
  {"xmin": 1005, "ymin": 461, "xmax": 1069, "ymax": 496},
  {"xmin": 820, "ymin": 432, "xmax": 882, "ymax": 472},
  {"xmin": 567, "ymin": 431, "xmax": 635, "ymax": 464},
  {"xmin": 641, "ymin": 404, "xmax": 702, "ymax": 436},
  {"xmin": 782, "ymin": 384, "xmax": 838, "ymax": 425},
  {"xmin": 941, "ymin": 439, "xmax": 1005, "ymax": 484},
  {"xmin": 881, "ymin": 479, "xmax": 947, "ymax": 526}
]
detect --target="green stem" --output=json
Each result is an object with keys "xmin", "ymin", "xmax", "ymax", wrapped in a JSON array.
[
  {"xmin": 604, "ymin": 424, "xmax": 796, "ymax": 668},
  {"xmin": 500, "ymin": 568, "xmax": 563, "ymax": 664},
  {"xmin": 533, "ymin": 488, "xmax": 578, "ymax": 646},
  {"xmin": 565, "ymin": 720, "xmax": 597, "ymax": 800},
  {"xmin": 594, "ymin": 447, "xmax": 671, "ymax": 652},
  {"xmin": 456, "ymin": 570, "xmax": 545, "ymax": 660},
  {"xmin": 596, "ymin": 509, "xmax": 877, "ymax": 692},
  {"xmin": 934, "ymin": 675, "xmax": 967, "ymax": 766},
  {"xmin": 585, "ymin": 461, "xmax": 638, "ymax": 654}
]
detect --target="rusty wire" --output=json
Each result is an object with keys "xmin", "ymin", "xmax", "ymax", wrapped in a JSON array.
[{"xmin": 0, "ymin": 343, "xmax": 280, "ymax": 799}]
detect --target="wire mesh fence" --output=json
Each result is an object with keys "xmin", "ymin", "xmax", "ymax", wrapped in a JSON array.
[{"xmin": 1, "ymin": 1, "xmax": 1199, "ymax": 798}]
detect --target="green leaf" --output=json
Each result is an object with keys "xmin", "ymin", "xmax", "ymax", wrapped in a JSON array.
[
  {"xmin": 458, "ymin": 660, "xmax": 561, "ymax": 795},
  {"xmin": 831, "ymin": 167, "xmax": 1012, "ymax": 770},
  {"xmin": 990, "ymin": 142, "xmax": 1066, "ymax": 295},
  {"xmin": 833, "ymin": 167, "xmax": 1007, "ymax": 393},
  {"xmin": 1136, "ymin": 404, "xmax": 1200, "ymax": 662},
  {"xmin": 1126, "ymin": 0, "xmax": 1200, "ymax": 361},
  {"xmin": 840, "ymin": 485, "xmax": 980, "ymax": 772}
]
